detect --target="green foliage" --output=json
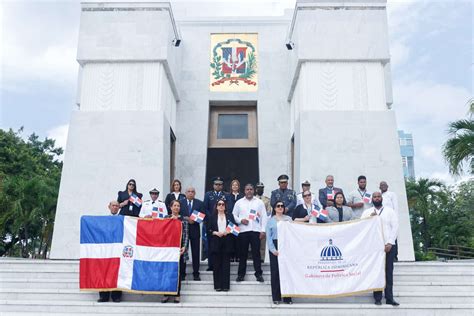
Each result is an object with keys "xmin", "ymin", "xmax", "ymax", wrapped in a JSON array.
[
  {"xmin": 240, "ymin": 52, "xmax": 256, "ymax": 79},
  {"xmin": 0, "ymin": 128, "xmax": 62, "ymax": 258},
  {"xmin": 407, "ymin": 177, "xmax": 474, "ymax": 260},
  {"xmin": 442, "ymin": 100, "xmax": 474, "ymax": 175}
]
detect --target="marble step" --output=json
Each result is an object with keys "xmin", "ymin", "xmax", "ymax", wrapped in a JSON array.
[
  {"xmin": 1, "ymin": 269, "xmax": 471, "ymax": 283},
  {"xmin": 2, "ymin": 278, "xmax": 473, "ymax": 293},
  {"xmin": 1, "ymin": 300, "xmax": 473, "ymax": 315},
  {"xmin": 0, "ymin": 288, "xmax": 472, "ymax": 304}
]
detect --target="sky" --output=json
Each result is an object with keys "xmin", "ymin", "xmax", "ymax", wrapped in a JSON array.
[{"xmin": 0, "ymin": 0, "xmax": 472, "ymax": 184}]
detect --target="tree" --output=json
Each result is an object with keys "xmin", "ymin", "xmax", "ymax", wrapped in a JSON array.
[
  {"xmin": 443, "ymin": 99, "xmax": 474, "ymax": 175},
  {"xmin": 0, "ymin": 128, "xmax": 62, "ymax": 258}
]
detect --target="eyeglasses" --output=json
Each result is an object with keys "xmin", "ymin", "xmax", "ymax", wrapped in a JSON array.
[
  {"xmin": 275, "ymin": 204, "xmax": 284, "ymax": 208},
  {"xmin": 217, "ymin": 202, "xmax": 225, "ymax": 206},
  {"xmin": 128, "ymin": 183, "xmax": 135, "ymax": 187},
  {"xmin": 303, "ymin": 194, "xmax": 311, "ymax": 197}
]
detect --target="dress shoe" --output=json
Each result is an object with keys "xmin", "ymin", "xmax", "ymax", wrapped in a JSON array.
[
  {"xmin": 222, "ymin": 289, "xmax": 229, "ymax": 292},
  {"xmin": 236, "ymin": 276, "xmax": 244, "ymax": 282},
  {"xmin": 161, "ymin": 297, "xmax": 170, "ymax": 303},
  {"xmin": 206, "ymin": 267, "xmax": 213, "ymax": 271},
  {"xmin": 193, "ymin": 276, "xmax": 201, "ymax": 281},
  {"xmin": 215, "ymin": 288, "xmax": 222, "ymax": 292},
  {"xmin": 374, "ymin": 300, "xmax": 382, "ymax": 306},
  {"xmin": 273, "ymin": 301, "xmax": 280, "ymax": 305},
  {"xmin": 97, "ymin": 298, "xmax": 108, "ymax": 303},
  {"xmin": 112, "ymin": 298, "xmax": 121, "ymax": 303},
  {"xmin": 256, "ymin": 275, "xmax": 264, "ymax": 282},
  {"xmin": 386, "ymin": 300, "xmax": 400, "ymax": 306},
  {"xmin": 283, "ymin": 298, "xmax": 292, "ymax": 304}
]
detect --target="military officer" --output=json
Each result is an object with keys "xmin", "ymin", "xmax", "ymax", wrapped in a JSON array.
[
  {"xmin": 296, "ymin": 180, "xmax": 319, "ymax": 206},
  {"xmin": 139, "ymin": 188, "xmax": 167, "ymax": 218},
  {"xmin": 270, "ymin": 175, "xmax": 297, "ymax": 218},
  {"xmin": 203, "ymin": 176, "xmax": 230, "ymax": 270}
]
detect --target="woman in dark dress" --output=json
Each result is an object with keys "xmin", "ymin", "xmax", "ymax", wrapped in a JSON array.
[
  {"xmin": 228, "ymin": 179, "xmax": 244, "ymax": 211},
  {"xmin": 117, "ymin": 179, "xmax": 142, "ymax": 217},
  {"xmin": 207, "ymin": 198, "xmax": 235, "ymax": 291},
  {"xmin": 292, "ymin": 190, "xmax": 322, "ymax": 224},
  {"xmin": 162, "ymin": 200, "xmax": 189, "ymax": 303},
  {"xmin": 165, "ymin": 179, "xmax": 186, "ymax": 214}
]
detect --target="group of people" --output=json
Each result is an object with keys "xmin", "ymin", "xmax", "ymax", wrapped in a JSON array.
[{"xmin": 99, "ymin": 174, "xmax": 400, "ymax": 307}]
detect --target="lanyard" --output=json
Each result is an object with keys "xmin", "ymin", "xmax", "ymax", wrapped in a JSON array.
[
  {"xmin": 358, "ymin": 189, "xmax": 366, "ymax": 199},
  {"xmin": 376, "ymin": 207, "xmax": 384, "ymax": 215}
]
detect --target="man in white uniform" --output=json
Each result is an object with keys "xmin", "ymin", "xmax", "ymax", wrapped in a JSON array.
[{"xmin": 139, "ymin": 188, "xmax": 167, "ymax": 218}]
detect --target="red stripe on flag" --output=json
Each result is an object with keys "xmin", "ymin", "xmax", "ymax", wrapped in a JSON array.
[
  {"xmin": 136, "ymin": 218, "xmax": 182, "ymax": 247},
  {"xmin": 80, "ymin": 258, "xmax": 120, "ymax": 289}
]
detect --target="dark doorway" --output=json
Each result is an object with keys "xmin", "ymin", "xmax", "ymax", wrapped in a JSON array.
[{"xmin": 205, "ymin": 148, "xmax": 259, "ymax": 192}]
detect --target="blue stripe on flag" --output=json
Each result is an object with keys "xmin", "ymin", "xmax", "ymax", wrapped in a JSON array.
[
  {"xmin": 80, "ymin": 215, "xmax": 124, "ymax": 244},
  {"xmin": 131, "ymin": 260, "xmax": 179, "ymax": 292}
]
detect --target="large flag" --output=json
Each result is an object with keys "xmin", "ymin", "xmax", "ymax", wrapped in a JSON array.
[
  {"xmin": 278, "ymin": 217, "xmax": 385, "ymax": 297},
  {"xmin": 80, "ymin": 216, "xmax": 182, "ymax": 294}
]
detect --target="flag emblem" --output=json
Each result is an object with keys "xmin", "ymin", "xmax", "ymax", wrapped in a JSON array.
[
  {"xmin": 190, "ymin": 210, "xmax": 206, "ymax": 223},
  {"xmin": 226, "ymin": 222, "xmax": 240, "ymax": 236},
  {"xmin": 327, "ymin": 190, "xmax": 334, "ymax": 200},
  {"xmin": 249, "ymin": 209, "xmax": 257, "ymax": 220},
  {"xmin": 122, "ymin": 245, "xmax": 134, "ymax": 258}
]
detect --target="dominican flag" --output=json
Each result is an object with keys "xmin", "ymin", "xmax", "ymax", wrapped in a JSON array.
[
  {"xmin": 249, "ymin": 209, "xmax": 257, "ymax": 220},
  {"xmin": 80, "ymin": 216, "xmax": 181, "ymax": 294},
  {"xmin": 226, "ymin": 222, "xmax": 240, "ymax": 236},
  {"xmin": 152, "ymin": 207, "xmax": 167, "ymax": 219},
  {"xmin": 317, "ymin": 209, "xmax": 329, "ymax": 221},
  {"xmin": 129, "ymin": 194, "xmax": 142, "ymax": 207},
  {"xmin": 190, "ymin": 210, "xmax": 206, "ymax": 223},
  {"xmin": 363, "ymin": 193, "xmax": 372, "ymax": 204},
  {"xmin": 310, "ymin": 204, "xmax": 321, "ymax": 217},
  {"xmin": 326, "ymin": 190, "xmax": 334, "ymax": 200}
]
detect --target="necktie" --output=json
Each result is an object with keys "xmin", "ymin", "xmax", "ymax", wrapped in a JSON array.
[{"xmin": 188, "ymin": 200, "xmax": 192, "ymax": 215}]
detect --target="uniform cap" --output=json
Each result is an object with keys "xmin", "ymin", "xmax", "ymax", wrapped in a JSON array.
[
  {"xmin": 149, "ymin": 188, "xmax": 160, "ymax": 194},
  {"xmin": 277, "ymin": 174, "xmax": 289, "ymax": 182},
  {"xmin": 212, "ymin": 176, "xmax": 224, "ymax": 184},
  {"xmin": 301, "ymin": 180, "xmax": 311, "ymax": 186},
  {"xmin": 256, "ymin": 182, "xmax": 265, "ymax": 188}
]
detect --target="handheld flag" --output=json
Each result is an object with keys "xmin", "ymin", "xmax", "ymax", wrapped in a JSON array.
[
  {"xmin": 151, "ymin": 206, "xmax": 158, "ymax": 218},
  {"xmin": 190, "ymin": 210, "xmax": 206, "ymax": 223},
  {"xmin": 317, "ymin": 209, "xmax": 329, "ymax": 221},
  {"xmin": 226, "ymin": 222, "xmax": 240, "ymax": 236},
  {"xmin": 248, "ymin": 209, "xmax": 257, "ymax": 220},
  {"xmin": 363, "ymin": 193, "xmax": 372, "ymax": 204},
  {"xmin": 129, "ymin": 194, "xmax": 142, "ymax": 207},
  {"xmin": 326, "ymin": 190, "xmax": 334, "ymax": 200},
  {"xmin": 310, "ymin": 204, "xmax": 321, "ymax": 217}
]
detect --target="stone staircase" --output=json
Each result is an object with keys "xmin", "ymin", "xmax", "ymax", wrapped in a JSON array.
[{"xmin": 0, "ymin": 258, "xmax": 473, "ymax": 315}]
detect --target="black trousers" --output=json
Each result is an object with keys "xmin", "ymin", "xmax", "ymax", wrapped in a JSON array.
[
  {"xmin": 167, "ymin": 255, "xmax": 184, "ymax": 297},
  {"xmin": 99, "ymin": 291, "xmax": 122, "ymax": 301},
  {"xmin": 189, "ymin": 236, "xmax": 200, "ymax": 277},
  {"xmin": 374, "ymin": 242, "xmax": 398, "ymax": 302},
  {"xmin": 237, "ymin": 231, "xmax": 262, "ymax": 277},
  {"xmin": 212, "ymin": 252, "xmax": 230, "ymax": 290},
  {"xmin": 269, "ymin": 240, "xmax": 291, "ymax": 302}
]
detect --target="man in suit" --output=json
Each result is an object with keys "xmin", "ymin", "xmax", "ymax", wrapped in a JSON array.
[
  {"xmin": 318, "ymin": 175, "xmax": 344, "ymax": 209},
  {"xmin": 203, "ymin": 177, "xmax": 230, "ymax": 270},
  {"xmin": 180, "ymin": 186, "xmax": 204, "ymax": 281}
]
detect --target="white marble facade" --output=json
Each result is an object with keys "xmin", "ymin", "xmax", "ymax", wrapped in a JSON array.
[{"xmin": 50, "ymin": 0, "xmax": 415, "ymax": 261}]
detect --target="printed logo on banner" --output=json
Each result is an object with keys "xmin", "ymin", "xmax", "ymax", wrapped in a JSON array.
[
  {"xmin": 122, "ymin": 245, "xmax": 134, "ymax": 258},
  {"xmin": 320, "ymin": 239, "xmax": 343, "ymax": 261}
]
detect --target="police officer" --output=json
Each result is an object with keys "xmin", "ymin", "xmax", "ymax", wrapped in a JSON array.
[
  {"xmin": 203, "ymin": 177, "xmax": 230, "ymax": 270},
  {"xmin": 139, "ymin": 188, "xmax": 167, "ymax": 218},
  {"xmin": 270, "ymin": 175, "xmax": 297, "ymax": 218}
]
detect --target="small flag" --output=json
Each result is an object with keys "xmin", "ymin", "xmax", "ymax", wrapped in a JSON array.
[
  {"xmin": 363, "ymin": 193, "xmax": 372, "ymax": 204},
  {"xmin": 327, "ymin": 190, "xmax": 334, "ymax": 200},
  {"xmin": 226, "ymin": 222, "xmax": 240, "ymax": 236},
  {"xmin": 129, "ymin": 194, "xmax": 142, "ymax": 207},
  {"xmin": 317, "ymin": 209, "xmax": 329, "ymax": 221},
  {"xmin": 151, "ymin": 206, "xmax": 158, "ymax": 218},
  {"xmin": 249, "ymin": 209, "xmax": 257, "ymax": 220},
  {"xmin": 158, "ymin": 212, "xmax": 166, "ymax": 219},
  {"xmin": 310, "ymin": 204, "xmax": 321, "ymax": 217},
  {"xmin": 190, "ymin": 210, "xmax": 206, "ymax": 223}
]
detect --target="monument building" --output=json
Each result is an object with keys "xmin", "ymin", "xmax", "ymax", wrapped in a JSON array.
[{"xmin": 50, "ymin": 0, "xmax": 415, "ymax": 261}]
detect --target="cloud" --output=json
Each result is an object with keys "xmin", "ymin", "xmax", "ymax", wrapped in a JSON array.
[{"xmin": 47, "ymin": 124, "xmax": 69, "ymax": 160}]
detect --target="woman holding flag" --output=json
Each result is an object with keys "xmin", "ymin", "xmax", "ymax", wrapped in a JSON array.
[
  {"xmin": 162, "ymin": 200, "xmax": 189, "ymax": 303},
  {"xmin": 325, "ymin": 192, "xmax": 354, "ymax": 223},
  {"xmin": 266, "ymin": 200, "xmax": 293, "ymax": 305},
  {"xmin": 292, "ymin": 190, "xmax": 321, "ymax": 223},
  {"xmin": 117, "ymin": 179, "xmax": 143, "ymax": 217},
  {"xmin": 207, "ymin": 198, "xmax": 236, "ymax": 292}
]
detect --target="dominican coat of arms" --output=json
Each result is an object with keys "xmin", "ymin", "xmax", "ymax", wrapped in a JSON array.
[{"xmin": 210, "ymin": 33, "xmax": 258, "ymax": 92}]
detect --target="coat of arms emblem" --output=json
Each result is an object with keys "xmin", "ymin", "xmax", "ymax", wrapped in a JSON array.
[{"xmin": 210, "ymin": 34, "xmax": 258, "ymax": 91}]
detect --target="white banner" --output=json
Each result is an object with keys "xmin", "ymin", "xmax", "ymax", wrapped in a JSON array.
[{"xmin": 278, "ymin": 217, "xmax": 386, "ymax": 297}]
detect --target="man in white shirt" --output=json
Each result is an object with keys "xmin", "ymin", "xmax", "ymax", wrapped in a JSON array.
[
  {"xmin": 362, "ymin": 192, "xmax": 400, "ymax": 306},
  {"xmin": 139, "ymin": 188, "xmax": 167, "ymax": 218},
  {"xmin": 233, "ymin": 183, "xmax": 267, "ymax": 282},
  {"xmin": 347, "ymin": 175, "xmax": 373, "ymax": 218},
  {"xmin": 380, "ymin": 181, "xmax": 398, "ymax": 212}
]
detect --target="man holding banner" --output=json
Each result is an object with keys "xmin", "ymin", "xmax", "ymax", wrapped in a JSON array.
[{"xmin": 362, "ymin": 191, "xmax": 400, "ymax": 306}]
